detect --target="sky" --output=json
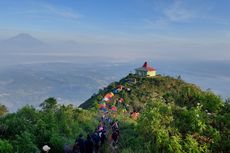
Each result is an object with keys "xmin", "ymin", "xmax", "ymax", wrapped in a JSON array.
[{"xmin": 0, "ymin": 0, "xmax": 230, "ymax": 60}]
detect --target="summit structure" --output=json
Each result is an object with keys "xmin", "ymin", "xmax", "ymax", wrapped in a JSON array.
[{"xmin": 135, "ymin": 62, "xmax": 156, "ymax": 77}]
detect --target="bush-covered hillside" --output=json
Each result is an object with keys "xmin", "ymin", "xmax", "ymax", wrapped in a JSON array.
[
  {"xmin": 81, "ymin": 74, "xmax": 224, "ymax": 112},
  {"xmin": 80, "ymin": 74, "xmax": 230, "ymax": 152},
  {"xmin": 0, "ymin": 74, "xmax": 229, "ymax": 153},
  {"xmin": 0, "ymin": 98, "xmax": 97, "ymax": 153}
]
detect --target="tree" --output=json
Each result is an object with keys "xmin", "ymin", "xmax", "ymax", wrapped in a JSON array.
[
  {"xmin": 40, "ymin": 97, "xmax": 58, "ymax": 111},
  {"xmin": 14, "ymin": 131, "xmax": 38, "ymax": 153},
  {"xmin": 201, "ymin": 92, "xmax": 223, "ymax": 113},
  {"xmin": 184, "ymin": 134, "xmax": 208, "ymax": 153},
  {"xmin": 0, "ymin": 139, "xmax": 13, "ymax": 153},
  {"xmin": 0, "ymin": 104, "xmax": 8, "ymax": 116}
]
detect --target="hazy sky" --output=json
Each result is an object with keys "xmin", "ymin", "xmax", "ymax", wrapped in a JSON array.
[{"xmin": 0, "ymin": 0, "xmax": 230, "ymax": 60}]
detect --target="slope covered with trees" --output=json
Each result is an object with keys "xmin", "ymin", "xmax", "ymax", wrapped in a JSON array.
[
  {"xmin": 80, "ymin": 74, "xmax": 230, "ymax": 153},
  {"xmin": 0, "ymin": 74, "xmax": 229, "ymax": 153},
  {"xmin": 0, "ymin": 98, "xmax": 97, "ymax": 153}
]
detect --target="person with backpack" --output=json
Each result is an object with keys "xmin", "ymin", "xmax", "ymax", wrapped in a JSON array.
[
  {"xmin": 73, "ymin": 134, "xmax": 85, "ymax": 153},
  {"xmin": 97, "ymin": 122, "xmax": 104, "ymax": 132},
  {"xmin": 72, "ymin": 144, "xmax": 78, "ymax": 153},
  {"xmin": 84, "ymin": 134, "xmax": 94, "ymax": 153},
  {"xmin": 111, "ymin": 131, "xmax": 119, "ymax": 148},
  {"xmin": 92, "ymin": 132, "xmax": 100, "ymax": 153},
  {"xmin": 99, "ymin": 131, "xmax": 106, "ymax": 145},
  {"xmin": 111, "ymin": 120, "xmax": 119, "ymax": 131}
]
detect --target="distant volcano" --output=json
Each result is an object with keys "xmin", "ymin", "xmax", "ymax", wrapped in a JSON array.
[
  {"xmin": 0, "ymin": 33, "xmax": 47, "ymax": 54},
  {"xmin": 3, "ymin": 33, "xmax": 44, "ymax": 47}
]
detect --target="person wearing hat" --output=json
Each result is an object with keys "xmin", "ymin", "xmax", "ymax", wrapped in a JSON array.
[{"xmin": 42, "ymin": 145, "xmax": 51, "ymax": 153}]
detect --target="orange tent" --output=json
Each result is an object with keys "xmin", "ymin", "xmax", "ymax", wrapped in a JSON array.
[
  {"xmin": 104, "ymin": 92, "xmax": 114, "ymax": 99},
  {"xmin": 131, "ymin": 112, "xmax": 140, "ymax": 120}
]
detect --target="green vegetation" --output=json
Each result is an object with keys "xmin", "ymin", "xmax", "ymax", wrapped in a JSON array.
[
  {"xmin": 0, "ymin": 98, "xmax": 97, "ymax": 153},
  {"xmin": 81, "ymin": 74, "xmax": 230, "ymax": 153},
  {"xmin": 0, "ymin": 74, "xmax": 229, "ymax": 152},
  {"xmin": 0, "ymin": 104, "xmax": 8, "ymax": 116}
]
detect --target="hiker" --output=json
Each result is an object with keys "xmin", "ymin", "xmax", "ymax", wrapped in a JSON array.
[
  {"xmin": 101, "ymin": 114, "xmax": 106, "ymax": 123},
  {"xmin": 111, "ymin": 131, "xmax": 119, "ymax": 148},
  {"xmin": 126, "ymin": 88, "xmax": 131, "ymax": 94},
  {"xmin": 84, "ymin": 134, "xmax": 94, "ymax": 153},
  {"xmin": 113, "ymin": 89, "xmax": 119, "ymax": 94},
  {"xmin": 64, "ymin": 144, "xmax": 73, "ymax": 153},
  {"xmin": 111, "ymin": 120, "xmax": 119, "ymax": 131},
  {"xmin": 73, "ymin": 134, "xmax": 85, "ymax": 153},
  {"xmin": 106, "ymin": 115, "xmax": 112, "ymax": 125},
  {"xmin": 92, "ymin": 132, "xmax": 100, "ymax": 153},
  {"xmin": 124, "ymin": 104, "xmax": 130, "ymax": 111},
  {"xmin": 97, "ymin": 122, "xmax": 104, "ymax": 132},
  {"xmin": 72, "ymin": 143, "xmax": 80, "ymax": 153},
  {"xmin": 99, "ymin": 131, "xmax": 106, "ymax": 145},
  {"xmin": 41, "ymin": 145, "xmax": 50, "ymax": 153},
  {"xmin": 115, "ymin": 128, "xmax": 120, "ymax": 137}
]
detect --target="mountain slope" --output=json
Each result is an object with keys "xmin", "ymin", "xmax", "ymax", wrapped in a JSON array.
[
  {"xmin": 0, "ymin": 73, "xmax": 229, "ymax": 152},
  {"xmin": 80, "ymin": 73, "xmax": 229, "ymax": 152},
  {"xmin": 80, "ymin": 73, "xmax": 222, "ymax": 112}
]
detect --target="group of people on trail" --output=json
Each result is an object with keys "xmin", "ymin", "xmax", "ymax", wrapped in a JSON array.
[
  {"xmin": 72, "ymin": 132, "xmax": 105, "ymax": 153},
  {"xmin": 70, "ymin": 116, "xmax": 120, "ymax": 153},
  {"xmin": 69, "ymin": 84, "xmax": 133, "ymax": 153},
  {"xmin": 43, "ymin": 82, "xmax": 139, "ymax": 153}
]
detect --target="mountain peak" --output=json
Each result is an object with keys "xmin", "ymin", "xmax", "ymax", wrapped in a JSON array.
[
  {"xmin": 12, "ymin": 33, "xmax": 34, "ymax": 39},
  {"xmin": 0, "ymin": 33, "xmax": 44, "ymax": 48},
  {"xmin": 7, "ymin": 33, "xmax": 43, "ymax": 44}
]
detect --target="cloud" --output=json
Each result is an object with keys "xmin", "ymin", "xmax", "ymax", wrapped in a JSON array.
[
  {"xmin": 14, "ymin": 2, "xmax": 82, "ymax": 21},
  {"xmin": 201, "ymin": 16, "xmax": 230, "ymax": 26},
  {"xmin": 144, "ymin": 0, "xmax": 230, "ymax": 31},
  {"xmin": 144, "ymin": 18, "xmax": 169, "ymax": 28},
  {"xmin": 164, "ymin": 0, "xmax": 194, "ymax": 22},
  {"xmin": 227, "ymin": 31, "xmax": 230, "ymax": 37},
  {"xmin": 143, "ymin": 0, "xmax": 196, "ymax": 28},
  {"xmin": 43, "ymin": 5, "xmax": 82, "ymax": 20}
]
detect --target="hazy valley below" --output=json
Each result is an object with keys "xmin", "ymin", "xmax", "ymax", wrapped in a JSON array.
[
  {"xmin": 0, "ymin": 56, "xmax": 229, "ymax": 112},
  {"xmin": 0, "ymin": 61, "xmax": 131, "ymax": 111}
]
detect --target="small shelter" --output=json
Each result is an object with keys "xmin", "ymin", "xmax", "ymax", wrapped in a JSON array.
[{"xmin": 135, "ymin": 62, "xmax": 156, "ymax": 77}]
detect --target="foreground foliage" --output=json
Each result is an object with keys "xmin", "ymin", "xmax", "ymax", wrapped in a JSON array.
[
  {"xmin": 0, "ymin": 98, "xmax": 97, "ymax": 153},
  {"xmin": 0, "ymin": 74, "xmax": 229, "ymax": 153},
  {"xmin": 82, "ymin": 74, "xmax": 230, "ymax": 153}
]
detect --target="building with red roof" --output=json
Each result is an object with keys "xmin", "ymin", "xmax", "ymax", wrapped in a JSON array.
[{"xmin": 135, "ymin": 62, "xmax": 156, "ymax": 77}]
